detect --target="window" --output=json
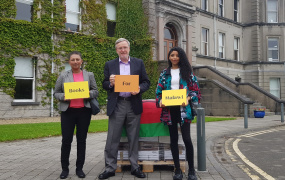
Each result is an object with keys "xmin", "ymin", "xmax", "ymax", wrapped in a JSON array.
[
  {"xmin": 65, "ymin": 0, "xmax": 80, "ymax": 32},
  {"xmin": 15, "ymin": 0, "xmax": 33, "ymax": 22},
  {"xmin": 202, "ymin": 0, "xmax": 208, "ymax": 11},
  {"xmin": 13, "ymin": 57, "xmax": 36, "ymax": 101},
  {"xmin": 234, "ymin": 0, "xmax": 239, "ymax": 22},
  {"xmin": 164, "ymin": 23, "xmax": 177, "ymax": 60},
  {"xmin": 267, "ymin": 0, "xmax": 278, "ymax": 23},
  {"xmin": 268, "ymin": 38, "xmax": 279, "ymax": 61},
  {"xmin": 270, "ymin": 78, "xmax": 280, "ymax": 98},
  {"xmin": 201, "ymin": 28, "xmax": 209, "ymax": 56},
  {"xmin": 234, "ymin": 37, "xmax": 239, "ymax": 61},
  {"xmin": 219, "ymin": 32, "xmax": 225, "ymax": 58},
  {"xmin": 65, "ymin": 62, "xmax": 71, "ymax": 71},
  {"xmin": 106, "ymin": 3, "xmax": 116, "ymax": 37},
  {"xmin": 233, "ymin": 0, "xmax": 239, "ymax": 22},
  {"xmin": 218, "ymin": 0, "xmax": 224, "ymax": 17}
]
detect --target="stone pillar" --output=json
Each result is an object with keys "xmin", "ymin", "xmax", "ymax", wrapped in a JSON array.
[
  {"xmin": 186, "ymin": 18, "xmax": 193, "ymax": 64},
  {"xmin": 157, "ymin": 14, "xmax": 164, "ymax": 61}
]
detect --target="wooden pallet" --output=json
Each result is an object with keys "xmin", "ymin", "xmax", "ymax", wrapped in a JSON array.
[{"xmin": 116, "ymin": 160, "xmax": 186, "ymax": 173}]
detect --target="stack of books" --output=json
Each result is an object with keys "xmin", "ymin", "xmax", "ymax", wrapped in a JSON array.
[{"xmin": 117, "ymin": 141, "xmax": 185, "ymax": 161}]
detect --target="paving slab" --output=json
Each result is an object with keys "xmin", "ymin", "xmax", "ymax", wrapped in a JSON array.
[{"xmin": 0, "ymin": 115, "xmax": 284, "ymax": 180}]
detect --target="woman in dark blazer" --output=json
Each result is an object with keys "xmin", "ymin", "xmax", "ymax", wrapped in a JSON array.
[{"xmin": 54, "ymin": 51, "xmax": 98, "ymax": 179}]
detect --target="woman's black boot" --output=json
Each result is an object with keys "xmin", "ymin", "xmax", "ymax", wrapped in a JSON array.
[
  {"xmin": 188, "ymin": 170, "xmax": 197, "ymax": 180},
  {"xmin": 173, "ymin": 168, "xmax": 183, "ymax": 180}
]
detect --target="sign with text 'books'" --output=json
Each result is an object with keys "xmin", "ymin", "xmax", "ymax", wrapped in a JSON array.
[
  {"xmin": 64, "ymin": 81, "xmax": 90, "ymax": 100},
  {"xmin": 162, "ymin": 89, "xmax": 187, "ymax": 106},
  {"xmin": 114, "ymin": 75, "xmax": 139, "ymax": 92}
]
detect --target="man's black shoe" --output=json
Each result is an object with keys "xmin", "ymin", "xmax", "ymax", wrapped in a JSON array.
[
  {"xmin": 76, "ymin": 170, "xmax": 86, "ymax": 178},
  {"xmin": 60, "ymin": 170, "xmax": 69, "ymax": 179},
  {"xmin": 173, "ymin": 169, "xmax": 183, "ymax": 180},
  {"xmin": 98, "ymin": 170, "xmax": 115, "ymax": 179},
  {"xmin": 131, "ymin": 167, "xmax": 146, "ymax": 178}
]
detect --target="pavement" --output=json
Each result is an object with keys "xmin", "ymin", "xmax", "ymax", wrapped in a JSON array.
[{"xmin": 0, "ymin": 114, "xmax": 284, "ymax": 180}]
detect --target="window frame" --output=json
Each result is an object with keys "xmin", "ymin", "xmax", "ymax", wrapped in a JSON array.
[
  {"xmin": 15, "ymin": 0, "xmax": 33, "ymax": 22},
  {"xmin": 201, "ymin": 0, "xmax": 208, "ymax": 11},
  {"xmin": 13, "ymin": 57, "xmax": 36, "ymax": 102},
  {"xmin": 234, "ymin": 0, "xmax": 239, "ymax": 22},
  {"xmin": 164, "ymin": 24, "xmax": 178, "ymax": 60},
  {"xmin": 106, "ymin": 2, "xmax": 117, "ymax": 37},
  {"xmin": 201, "ymin": 28, "xmax": 209, "ymax": 56},
  {"xmin": 218, "ymin": 0, "xmax": 224, "ymax": 17},
  {"xmin": 65, "ymin": 62, "xmax": 71, "ymax": 71},
  {"xmin": 270, "ymin": 78, "xmax": 280, "ymax": 98},
  {"xmin": 218, "ymin": 32, "xmax": 225, "ymax": 58},
  {"xmin": 234, "ymin": 37, "xmax": 240, "ymax": 61},
  {"xmin": 267, "ymin": 37, "xmax": 279, "ymax": 62},
  {"xmin": 267, "ymin": 0, "xmax": 278, "ymax": 23},
  {"xmin": 65, "ymin": 0, "xmax": 81, "ymax": 32}
]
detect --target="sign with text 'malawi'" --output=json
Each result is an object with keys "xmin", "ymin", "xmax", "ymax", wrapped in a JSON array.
[
  {"xmin": 64, "ymin": 81, "xmax": 90, "ymax": 99},
  {"xmin": 114, "ymin": 75, "xmax": 139, "ymax": 92},
  {"xmin": 162, "ymin": 89, "xmax": 187, "ymax": 106}
]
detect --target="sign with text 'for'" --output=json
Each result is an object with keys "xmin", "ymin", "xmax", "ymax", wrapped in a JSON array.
[
  {"xmin": 162, "ymin": 89, "xmax": 187, "ymax": 106},
  {"xmin": 64, "ymin": 81, "xmax": 90, "ymax": 100},
  {"xmin": 114, "ymin": 75, "xmax": 139, "ymax": 92}
]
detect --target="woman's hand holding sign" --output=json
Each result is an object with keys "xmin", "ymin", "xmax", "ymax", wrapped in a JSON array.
[
  {"xmin": 159, "ymin": 101, "xmax": 165, "ymax": 108},
  {"xmin": 181, "ymin": 96, "xmax": 191, "ymax": 107}
]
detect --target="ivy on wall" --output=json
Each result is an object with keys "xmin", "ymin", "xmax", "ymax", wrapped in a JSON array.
[
  {"xmin": 0, "ymin": 19, "xmax": 52, "ymax": 97},
  {"xmin": 80, "ymin": 0, "xmax": 108, "ymax": 36},
  {"xmin": 0, "ymin": 57, "xmax": 16, "ymax": 97},
  {"xmin": 0, "ymin": 0, "xmax": 159, "ymax": 110},
  {"xmin": 0, "ymin": 0, "xmax": 16, "ymax": 18},
  {"xmin": 54, "ymin": 34, "xmax": 118, "ymax": 105},
  {"xmin": 115, "ymin": 0, "xmax": 149, "ymax": 39},
  {"xmin": 32, "ymin": 0, "xmax": 65, "ymax": 31}
]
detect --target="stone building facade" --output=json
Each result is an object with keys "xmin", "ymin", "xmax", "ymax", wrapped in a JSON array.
[
  {"xmin": 143, "ymin": 0, "xmax": 285, "ymax": 116},
  {"xmin": 1, "ymin": 0, "xmax": 285, "ymax": 119}
]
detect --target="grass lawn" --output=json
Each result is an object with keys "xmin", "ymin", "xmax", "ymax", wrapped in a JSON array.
[
  {"xmin": 0, "ymin": 119, "xmax": 108, "ymax": 142},
  {"xmin": 192, "ymin": 116, "xmax": 237, "ymax": 123},
  {"xmin": 0, "ymin": 117, "xmax": 236, "ymax": 142}
]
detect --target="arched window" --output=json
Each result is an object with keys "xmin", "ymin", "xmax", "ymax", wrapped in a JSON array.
[{"xmin": 164, "ymin": 23, "xmax": 178, "ymax": 60}]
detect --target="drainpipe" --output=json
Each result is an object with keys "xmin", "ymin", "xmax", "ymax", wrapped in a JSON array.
[
  {"xmin": 50, "ymin": 0, "xmax": 54, "ymax": 117},
  {"xmin": 213, "ymin": 0, "xmax": 217, "ymax": 68}
]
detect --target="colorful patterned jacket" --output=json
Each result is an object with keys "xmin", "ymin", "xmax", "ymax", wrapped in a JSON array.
[{"xmin": 155, "ymin": 67, "xmax": 201, "ymax": 125}]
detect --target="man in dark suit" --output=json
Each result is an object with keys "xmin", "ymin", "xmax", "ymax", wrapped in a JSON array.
[{"xmin": 98, "ymin": 38, "xmax": 150, "ymax": 179}]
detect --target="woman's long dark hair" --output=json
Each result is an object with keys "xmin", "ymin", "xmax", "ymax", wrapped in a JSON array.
[{"xmin": 167, "ymin": 47, "xmax": 192, "ymax": 83}]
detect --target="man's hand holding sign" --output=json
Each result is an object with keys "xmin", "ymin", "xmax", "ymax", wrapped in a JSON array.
[
  {"xmin": 160, "ymin": 89, "xmax": 190, "ymax": 107},
  {"xmin": 113, "ymin": 75, "xmax": 140, "ymax": 94}
]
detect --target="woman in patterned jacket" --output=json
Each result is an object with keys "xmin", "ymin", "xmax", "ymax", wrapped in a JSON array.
[{"xmin": 156, "ymin": 47, "xmax": 201, "ymax": 180}]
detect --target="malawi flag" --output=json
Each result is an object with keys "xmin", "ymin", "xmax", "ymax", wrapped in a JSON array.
[{"xmin": 122, "ymin": 99, "xmax": 170, "ymax": 137}]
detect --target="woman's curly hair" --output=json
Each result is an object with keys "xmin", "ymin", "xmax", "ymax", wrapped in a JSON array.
[{"xmin": 167, "ymin": 47, "xmax": 193, "ymax": 83}]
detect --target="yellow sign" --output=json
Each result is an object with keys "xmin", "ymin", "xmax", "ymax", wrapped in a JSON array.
[
  {"xmin": 114, "ymin": 75, "xmax": 139, "ymax": 92},
  {"xmin": 64, "ymin": 81, "xmax": 90, "ymax": 100},
  {"xmin": 162, "ymin": 89, "xmax": 187, "ymax": 106}
]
